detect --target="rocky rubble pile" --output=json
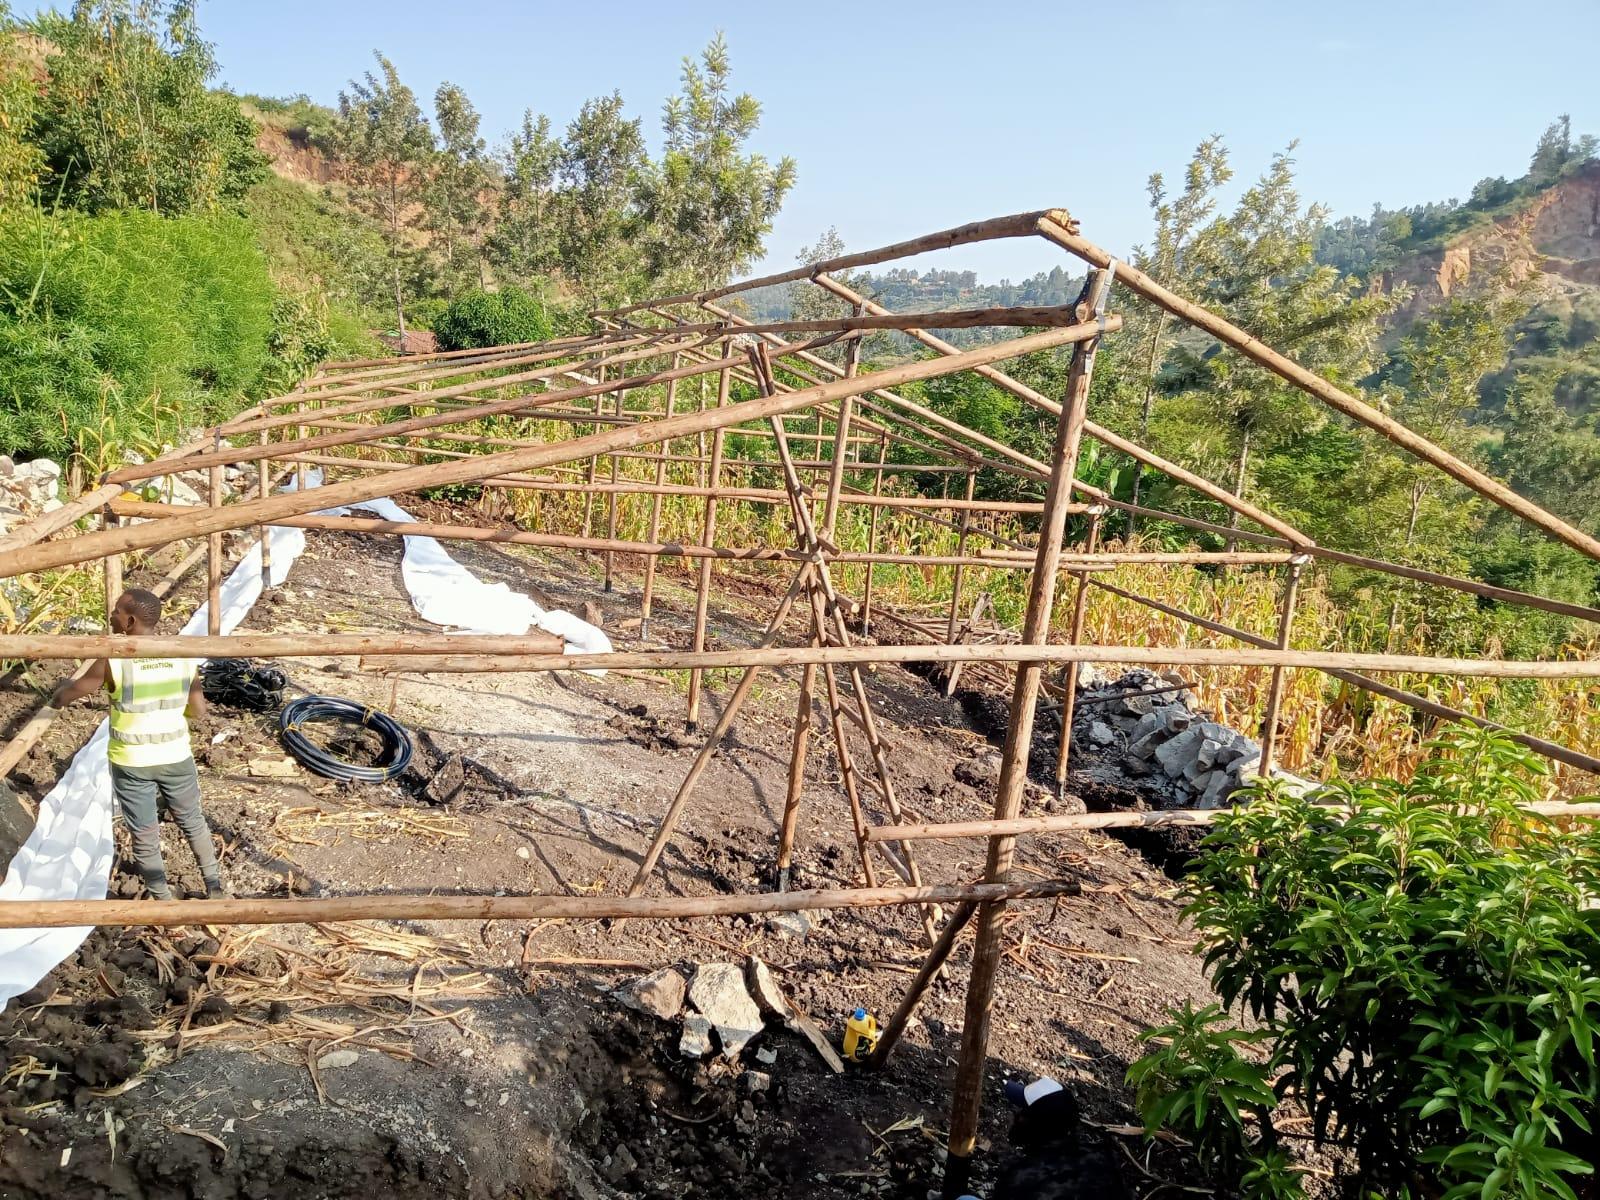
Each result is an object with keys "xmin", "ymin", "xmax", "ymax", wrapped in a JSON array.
[
  {"xmin": 1073, "ymin": 669, "xmax": 1278, "ymax": 810},
  {"xmin": 0, "ymin": 457, "xmax": 64, "ymax": 538}
]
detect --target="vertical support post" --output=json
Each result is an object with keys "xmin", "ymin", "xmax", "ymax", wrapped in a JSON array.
[
  {"xmin": 295, "ymin": 396, "xmax": 308, "ymax": 494},
  {"xmin": 945, "ymin": 467, "xmax": 978, "ymax": 644},
  {"xmin": 861, "ymin": 431, "xmax": 888, "ymax": 634},
  {"xmin": 776, "ymin": 339, "xmax": 860, "ymax": 890},
  {"xmin": 943, "ymin": 270, "xmax": 1112, "ymax": 1198},
  {"xmin": 1055, "ymin": 505, "xmax": 1104, "ymax": 797},
  {"xmin": 869, "ymin": 900, "xmax": 979, "ymax": 1069},
  {"xmin": 603, "ymin": 368, "xmax": 625, "ymax": 592},
  {"xmin": 580, "ymin": 365, "xmax": 604, "ymax": 547},
  {"xmin": 101, "ymin": 507, "xmax": 122, "ymax": 627},
  {"xmin": 1258, "ymin": 555, "xmax": 1306, "ymax": 775},
  {"xmin": 685, "ymin": 348, "xmax": 732, "ymax": 730},
  {"xmin": 206, "ymin": 433, "xmax": 223, "ymax": 637},
  {"xmin": 639, "ymin": 354, "xmax": 681, "ymax": 641},
  {"xmin": 257, "ymin": 418, "xmax": 273, "ymax": 589}
]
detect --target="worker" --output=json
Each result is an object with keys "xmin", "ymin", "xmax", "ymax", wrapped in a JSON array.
[{"xmin": 51, "ymin": 588, "xmax": 228, "ymax": 900}]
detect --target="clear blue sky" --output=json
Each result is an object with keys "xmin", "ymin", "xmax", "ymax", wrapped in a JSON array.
[{"xmin": 25, "ymin": 0, "xmax": 1599, "ymax": 282}]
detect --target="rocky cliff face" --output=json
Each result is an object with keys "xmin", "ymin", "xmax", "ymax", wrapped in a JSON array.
[
  {"xmin": 1379, "ymin": 163, "xmax": 1600, "ymax": 325},
  {"xmin": 256, "ymin": 123, "xmax": 342, "ymax": 186}
]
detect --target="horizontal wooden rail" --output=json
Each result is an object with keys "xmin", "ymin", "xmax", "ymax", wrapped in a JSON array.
[
  {"xmin": 5, "ymin": 632, "xmax": 566, "ymax": 660},
  {"xmin": 862, "ymin": 802, "xmax": 1600, "ymax": 841},
  {"xmin": 0, "ymin": 878, "xmax": 1082, "ymax": 930}
]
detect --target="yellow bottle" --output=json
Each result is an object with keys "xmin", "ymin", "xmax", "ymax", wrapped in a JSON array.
[{"xmin": 843, "ymin": 1007, "xmax": 879, "ymax": 1061}]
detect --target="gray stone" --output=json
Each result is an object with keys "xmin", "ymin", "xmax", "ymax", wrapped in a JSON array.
[
  {"xmin": 1200, "ymin": 771, "xmax": 1235, "ymax": 809},
  {"xmin": 603, "ymin": 1144, "xmax": 638, "ymax": 1184},
  {"xmin": 1086, "ymin": 720, "xmax": 1116, "ymax": 748},
  {"xmin": 1162, "ymin": 708, "xmax": 1193, "ymax": 734},
  {"xmin": 1154, "ymin": 727, "xmax": 1204, "ymax": 778},
  {"xmin": 741, "ymin": 1070, "xmax": 771, "ymax": 1094},
  {"xmin": 1129, "ymin": 711, "xmax": 1165, "ymax": 744},
  {"xmin": 1182, "ymin": 756, "xmax": 1211, "ymax": 784},
  {"xmin": 745, "ymin": 957, "xmax": 790, "ymax": 1021},
  {"xmin": 1128, "ymin": 732, "xmax": 1164, "ymax": 760},
  {"xmin": 755, "ymin": 1046, "xmax": 778, "ymax": 1066},
  {"xmin": 613, "ymin": 967, "xmax": 687, "ymax": 1021},
  {"xmin": 687, "ymin": 962, "xmax": 764, "ymax": 1059},
  {"xmin": 315, "ymin": 1049, "xmax": 359, "ymax": 1070},
  {"xmin": 679, "ymin": 1013, "xmax": 715, "ymax": 1059},
  {"xmin": 1196, "ymin": 737, "xmax": 1227, "ymax": 771},
  {"xmin": 765, "ymin": 909, "xmax": 811, "ymax": 940}
]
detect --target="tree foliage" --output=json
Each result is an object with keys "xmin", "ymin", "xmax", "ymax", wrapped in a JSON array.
[
  {"xmin": 28, "ymin": 0, "xmax": 264, "ymax": 215},
  {"xmin": 431, "ymin": 286, "xmax": 554, "ymax": 352},
  {"xmin": 425, "ymin": 81, "xmax": 489, "ymax": 295}
]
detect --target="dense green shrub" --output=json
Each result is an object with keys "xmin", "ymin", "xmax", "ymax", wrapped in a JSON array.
[
  {"xmin": 1130, "ymin": 725, "xmax": 1600, "ymax": 1199},
  {"xmin": 431, "ymin": 286, "xmax": 554, "ymax": 351},
  {"xmin": 0, "ymin": 205, "xmax": 275, "ymax": 465}
]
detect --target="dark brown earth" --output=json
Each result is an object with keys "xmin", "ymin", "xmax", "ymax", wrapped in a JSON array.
[{"xmin": 0, "ymin": 501, "xmax": 1240, "ymax": 1200}]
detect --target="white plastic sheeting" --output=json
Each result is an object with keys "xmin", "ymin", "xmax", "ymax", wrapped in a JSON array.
[
  {"xmin": 0, "ymin": 525, "xmax": 308, "ymax": 1006},
  {"xmin": 314, "ymin": 489, "xmax": 612, "ymax": 662}
]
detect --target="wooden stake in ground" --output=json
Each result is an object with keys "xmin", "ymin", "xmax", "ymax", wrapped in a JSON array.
[
  {"xmin": 639, "ymin": 354, "xmax": 681, "ymax": 640},
  {"xmin": 1056, "ymin": 506, "xmax": 1103, "ymax": 797},
  {"xmin": 944, "ymin": 270, "xmax": 1110, "ymax": 1197},
  {"xmin": 1259, "ymin": 557, "xmax": 1306, "ymax": 773},
  {"xmin": 207, "ymin": 435, "xmax": 223, "ymax": 636},
  {"xmin": 686, "ymin": 348, "xmax": 732, "ymax": 730}
]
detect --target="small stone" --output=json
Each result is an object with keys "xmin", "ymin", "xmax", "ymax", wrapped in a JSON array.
[
  {"xmin": 688, "ymin": 963, "xmax": 764, "ymax": 1060},
  {"xmin": 603, "ymin": 1144, "xmax": 637, "ymax": 1184},
  {"xmin": 1154, "ymin": 727, "xmax": 1204, "ymax": 778},
  {"xmin": 515, "ymin": 846, "xmax": 531, "ymax": 860},
  {"xmin": 316, "ymin": 1049, "xmax": 359, "ymax": 1071},
  {"xmin": 679, "ymin": 1013, "xmax": 714, "ymax": 1059},
  {"xmin": 1162, "ymin": 708, "xmax": 1193, "ymax": 733},
  {"xmin": 765, "ymin": 910, "xmax": 811, "ymax": 940},
  {"xmin": 614, "ymin": 968, "xmax": 687, "ymax": 1022},
  {"xmin": 741, "ymin": 1070, "xmax": 771, "ymax": 1094},
  {"xmin": 755, "ymin": 1046, "xmax": 778, "ymax": 1066},
  {"xmin": 1085, "ymin": 720, "xmax": 1116, "ymax": 748}
]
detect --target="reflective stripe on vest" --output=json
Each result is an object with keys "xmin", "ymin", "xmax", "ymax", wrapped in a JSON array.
[{"xmin": 108, "ymin": 658, "xmax": 196, "ymax": 767}]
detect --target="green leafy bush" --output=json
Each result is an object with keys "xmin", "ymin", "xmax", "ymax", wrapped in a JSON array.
[
  {"xmin": 1130, "ymin": 724, "xmax": 1600, "ymax": 1199},
  {"xmin": 431, "ymin": 286, "xmax": 554, "ymax": 351},
  {"xmin": 0, "ymin": 204, "xmax": 275, "ymax": 466}
]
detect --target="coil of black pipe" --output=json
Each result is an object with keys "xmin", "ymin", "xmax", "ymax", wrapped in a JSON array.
[{"xmin": 279, "ymin": 695, "xmax": 414, "ymax": 783}]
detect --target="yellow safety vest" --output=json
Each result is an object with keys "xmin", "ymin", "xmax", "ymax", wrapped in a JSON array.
[{"xmin": 107, "ymin": 657, "xmax": 197, "ymax": 768}]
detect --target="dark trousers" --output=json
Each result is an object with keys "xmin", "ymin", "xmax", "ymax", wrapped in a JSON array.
[{"xmin": 109, "ymin": 758, "xmax": 220, "ymax": 899}]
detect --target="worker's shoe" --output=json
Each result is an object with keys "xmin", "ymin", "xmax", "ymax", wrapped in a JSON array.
[{"xmin": 204, "ymin": 877, "xmax": 231, "ymax": 900}]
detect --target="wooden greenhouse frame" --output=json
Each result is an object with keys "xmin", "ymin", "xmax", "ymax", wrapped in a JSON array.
[{"xmin": 1, "ymin": 208, "xmax": 1598, "ymax": 1192}]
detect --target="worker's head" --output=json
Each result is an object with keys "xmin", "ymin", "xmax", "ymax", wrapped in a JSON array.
[{"xmin": 111, "ymin": 589, "xmax": 163, "ymax": 636}]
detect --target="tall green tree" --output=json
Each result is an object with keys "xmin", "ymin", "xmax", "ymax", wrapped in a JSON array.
[
  {"xmin": 1159, "ymin": 148, "xmax": 1394, "ymax": 541},
  {"xmin": 552, "ymin": 91, "xmax": 645, "ymax": 302},
  {"xmin": 425, "ymin": 81, "xmax": 488, "ymax": 295},
  {"xmin": 28, "ymin": 0, "xmax": 263, "ymax": 215},
  {"xmin": 488, "ymin": 109, "xmax": 559, "ymax": 281},
  {"xmin": 1528, "ymin": 113, "xmax": 1598, "ymax": 185},
  {"xmin": 0, "ymin": 2, "xmax": 41, "ymax": 204},
  {"xmin": 635, "ymin": 33, "xmax": 795, "ymax": 291},
  {"xmin": 1122, "ymin": 136, "xmax": 1232, "ymax": 525},
  {"xmin": 333, "ymin": 52, "xmax": 434, "ymax": 338}
]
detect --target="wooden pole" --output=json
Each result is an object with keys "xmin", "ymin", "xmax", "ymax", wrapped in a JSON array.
[
  {"xmin": 869, "ymin": 900, "xmax": 978, "ymax": 1069},
  {"xmin": 862, "ymin": 431, "xmax": 888, "ymax": 634},
  {"xmin": 639, "ymin": 354, "xmax": 681, "ymax": 639},
  {"xmin": 1259, "ymin": 558, "xmax": 1306, "ymax": 774},
  {"xmin": 0, "ymin": 877, "xmax": 1083, "ymax": 931},
  {"xmin": 1036, "ymin": 213, "xmax": 1600, "ymax": 563},
  {"xmin": 1055, "ymin": 507, "xmax": 1103, "ymax": 797},
  {"xmin": 864, "ymin": 801, "xmax": 1600, "ymax": 842},
  {"xmin": 945, "ymin": 469, "xmax": 978, "ymax": 643},
  {"xmin": 945, "ymin": 269, "xmax": 1111, "ymax": 1196},
  {"xmin": 603, "ymin": 367, "xmax": 626, "ymax": 591},
  {"xmin": 257, "ymin": 422, "xmax": 273, "ymax": 587},
  {"xmin": 101, "ymin": 509, "xmax": 121, "ymax": 627},
  {"xmin": 686, "ymin": 349, "xmax": 732, "ymax": 729},
  {"xmin": 206, "ymin": 436, "xmax": 223, "ymax": 636}
]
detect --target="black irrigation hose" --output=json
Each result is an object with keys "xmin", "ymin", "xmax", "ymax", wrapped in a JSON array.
[{"xmin": 279, "ymin": 695, "xmax": 414, "ymax": 784}]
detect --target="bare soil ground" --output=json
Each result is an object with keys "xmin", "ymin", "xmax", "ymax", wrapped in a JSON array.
[{"xmin": 0, "ymin": 505, "xmax": 1223, "ymax": 1199}]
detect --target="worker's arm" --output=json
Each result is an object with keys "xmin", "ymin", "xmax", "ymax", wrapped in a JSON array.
[
  {"xmin": 186, "ymin": 672, "xmax": 208, "ymax": 721},
  {"xmin": 51, "ymin": 659, "xmax": 109, "ymax": 708}
]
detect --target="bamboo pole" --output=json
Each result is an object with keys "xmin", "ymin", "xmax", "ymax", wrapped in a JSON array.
[
  {"xmin": 101, "ymin": 510, "xmax": 121, "ymax": 627},
  {"xmin": 640, "ymin": 354, "xmax": 681, "ymax": 639},
  {"xmin": 686, "ymin": 349, "xmax": 733, "ymax": 729},
  {"xmin": 1036, "ymin": 213, "xmax": 1600, "ymax": 563},
  {"xmin": 1055, "ymin": 507, "xmax": 1103, "ymax": 797},
  {"xmin": 865, "ymin": 802, "xmax": 1600, "ymax": 842},
  {"xmin": 0, "ymin": 877, "xmax": 1083, "ymax": 930},
  {"xmin": 945, "ymin": 469, "xmax": 978, "ymax": 645},
  {"xmin": 862, "ymin": 431, "xmax": 888, "ymax": 633},
  {"xmin": 257, "ymin": 423, "xmax": 272, "ymax": 586},
  {"xmin": 1259, "ymin": 558, "xmax": 1307, "ymax": 773},
  {"xmin": 206, "ymin": 437, "xmax": 222, "ymax": 636},
  {"xmin": 946, "ymin": 269, "xmax": 1111, "ymax": 1195},
  {"xmin": 869, "ymin": 900, "xmax": 978, "ymax": 1069},
  {"xmin": 595, "ymin": 211, "xmax": 1057, "ymax": 317},
  {"xmin": 11, "ymin": 321, "xmax": 1117, "ymax": 581}
]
